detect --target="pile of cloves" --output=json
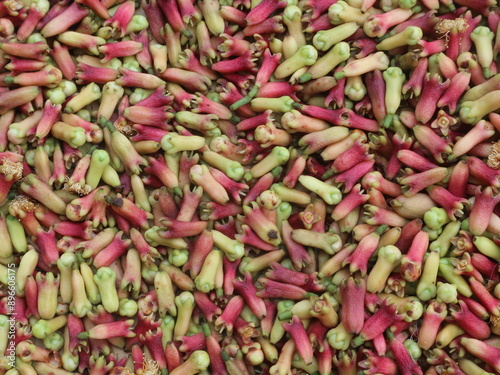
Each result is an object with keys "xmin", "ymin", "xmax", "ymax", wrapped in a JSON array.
[{"xmin": 1, "ymin": 0, "xmax": 500, "ymax": 374}]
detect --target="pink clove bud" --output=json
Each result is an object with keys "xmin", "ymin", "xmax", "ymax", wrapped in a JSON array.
[
  {"xmin": 468, "ymin": 276, "xmax": 500, "ymax": 316},
  {"xmin": 106, "ymin": 194, "xmax": 151, "ymax": 231},
  {"xmin": 157, "ymin": 217, "xmax": 207, "ymax": 239},
  {"xmin": 265, "ymin": 262, "xmax": 309, "ymax": 286},
  {"xmin": 402, "ymin": 57, "xmax": 428, "ymax": 98},
  {"xmin": 256, "ymin": 277, "xmax": 309, "ymax": 300},
  {"xmin": 215, "ymin": 295, "xmax": 245, "ymax": 334},
  {"xmin": 418, "ymin": 300, "xmax": 447, "ymax": 350},
  {"xmin": 467, "ymin": 156, "xmax": 500, "ymax": 188},
  {"xmin": 359, "ymin": 348, "xmax": 398, "ymax": 375},
  {"xmin": 143, "ymin": 328, "xmax": 167, "ymax": 369},
  {"xmin": 281, "ymin": 219, "xmax": 312, "ymax": 271},
  {"xmin": 194, "ymin": 291, "xmax": 222, "ymax": 322},
  {"xmin": 426, "ymin": 185, "xmax": 468, "ymax": 221},
  {"xmin": 141, "ymin": 0, "xmax": 166, "ymax": 42},
  {"xmin": 341, "ymin": 275, "xmax": 366, "ymax": 334},
  {"xmin": 282, "ymin": 315, "xmax": 314, "ymax": 365},
  {"xmin": 90, "ymin": 231, "xmax": 131, "ymax": 268},
  {"xmin": 387, "ymin": 332, "xmax": 423, "ymax": 375},
  {"xmin": 398, "ymin": 167, "xmax": 449, "ymax": 197},
  {"xmin": 333, "ymin": 159, "xmax": 376, "ymax": 193},
  {"xmin": 353, "ymin": 300, "xmax": 403, "ymax": 346},
  {"xmin": 461, "ymin": 337, "xmax": 500, "ymax": 372},
  {"xmin": 233, "ymin": 272, "xmax": 267, "ymax": 319},
  {"xmin": 450, "ymin": 300, "xmax": 491, "ymax": 339},
  {"xmin": 246, "ymin": 0, "xmax": 286, "ymax": 25},
  {"xmin": 469, "ymin": 186, "xmax": 500, "ymax": 236},
  {"xmin": 103, "ymin": 0, "xmax": 136, "ymax": 36},
  {"xmin": 437, "ymin": 71, "xmax": 471, "ymax": 114},
  {"xmin": 78, "ymin": 319, "xmax": 135, "ymax": 340},
  {"xmin": 400, "ymin": 230, "xmax": 429, "ymax": 282}
]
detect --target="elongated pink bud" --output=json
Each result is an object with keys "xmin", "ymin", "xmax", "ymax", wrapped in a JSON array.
[
  {"xmin": 41, "ymin": 3, "xmax": 89, "ymax": 38},
  {"xmin": 281, "ymin": 219, "xmax": 312, "ymax": 270},
  {"xmin": 212, "ymin": 50, "xmax": 257, "ymax": 74},
  {"xmin": 209, "ymin": 167, "xmax": 249, "ymax": 204},
  {"xmin": 343, "ymin": 229, "xmax": 382, "ymax": 276},
  {"xmin": 398, "ymin": 167, "xmax": 449, "ymax": 197},
  {"xmin": 98, "ymin": 41, "xmax": 143, "ymax": 63},
  {"xmin": 76, "ymin": 63, "xmax": 120, "ymax": 85},
  {"xmin": 246, "ymin": 0, "xmax": 286, "ymax": 25},
  {"xmin": 130, "ymin": 125, "xmax": 168, "ymax": 143},
  {"xmin": 333, "ymin": 160, "xmax": 376, "ymax": 193},
  {"xmin": 78, "ymin": 320, "xmax": 135, "ymax": 340},
  {"xmin": 365, "ymin": 8, "xmax": 413, "ymax": 37},
  {"xmin": 91, "ymin": 231, "xmax": 131, "ymax": 268},
  {"xmin": 426, "ymin": 185, "xmax": 468, "ymax": 221},
  {"xmin": 282, "ymin": 315, "xmax": 314, "ymax": 365},
  {"xmin": 158, "ymin": 0, "xmax": 186, "ymax": 33},
  {"xmin": 77, "ymin": 0, "xmax": 110, "ymax": 20},
  {"xmin": 468, "ymin": 156, "xmax": 500, "ymax": 187},
  {"xmin": 256, "ymin": 277, "xmax": 309, "ymax": 300},
  {"xmin": 145, "ymin": 155, "xmax": 178, "ymax": 190},
  {"xmin": 141, "ymin": 0, "xmax": 166, "ymax": 42},
  {"xmin": 53, "ymin": 220, "xmax": 94, "ymax": 240},
  {"xmin": 418, "ymin": 300, "xmax": 447, "ymax": 350},
  {"xmin": 243, "ymin": 13, "xmax": 282, "ymax": 34},
  {"xmin": 359, "ymin": 348, "xmax": 397, "ymax": 375},
  {"xmin": 331, "ymin": 142, "xmax": 373, "ymax": 174},
  {"xmin": 265, "ymin": 262, "xmax": 309, "ymax": 286},
  {"xmin": 300, "ymin": 105, "xmax": 380, "ymax": 132},
  {"xmin": 0, "ymin": 87, "xmax": 40, "ymax": 115},
  {"xmin": 194, "ymin": 291, "xmax": 221, "ymax": 322},
  {"xmin": 158, "ymin": 217, "xmax": 207, "ymax": 239},
  {"xmin": 447, "ymin": 160, "xmax": 469, "ymax": 199},
  {"xmin": 67, "ymin": 314, "xmax": 86, "ymax": 354},
  {"xmin": 450, "ymin": 300, "xmax": 490, "ymax": 339},
  {"xmin": 353, "ymin": 301, "xmax": 403, "ymax": 346},
  {"xmin": 215, "ymin": 295, "xmax": 245, "ymax": 333},
  {"xmin": 106, "ymin": 194, "xmax": 151, "ymax": 231},
  {"xmin": 461, "ymin": 337, "xmax": 500, "ymax": 372},
  {"xmin": 144, "ymin": 329, "xmax": 167, "ymax": 368},
  {"xmin": 34, "ymin": 228, "xmax": 60, "ymax": 267},
  {"xmin": 386, "ymin": 134, "xmax": 412, "ymax": 180},
  {"xmin": 179, "ymin": 334, "xmax": 207, "ymax": 358},
  {"xmin": 455, "ymin": 0, "xmax": 495, "ymax": 15},
  {"xmin": 31, "ymin": 100, "xmax": 61, "ymax": 142},
  {"xmin": 468, "ymin": 277, "xmax": 500, "ymax": 316},
  {"xmin": 233, "ymin": 272, "xmax": 266, "ymax": 319},
  {"xmin": 183, "ymin": 229, "xmax": 213, "ymax": 278},
  {"xmin": 24, "ymin": 275, "xmax": 39, "ymax": 318},
  {"xmin": 5, "ymin": 57, "xmax": 46, "ymax": 73},
  {"xmin": 366, "ymin": 203, "xmax": 409, "ymax": 226},
  {"xmin": 417, "ymin": 39, "xmax": 447, "ymax": 57},
  {"xmin": 400, "ymin": 230, "xmax": 429, "ymax": 282},
  {"xmin": 206, "ymin": 333, "xmax": 226, "ymax": 375},
  {"xmin": 396, "ymin": 149, "xmax": 439, "ymax": 172},
  {"xmin": 135, "ymin": 85, "xmax": 172, "ymax": 107},
  {"xmin": 387, "ymin": 333, "xmax": 423, "ymax": 375},
  {"xmin": 460, "ymin": 294, "xmax": 490, "ymax": 319},
  {"xmin": 437, "ymin": 71, "xmax": 471, "ymax": 113},
  {"xmin": 402, "ymin": 57, "xmax": 428, "ymax": 98},
  {"xmin": 469, "ymin": 186, "xmax": 500, "ymax": 236},
  {"xmin": 341, "ymin": 275, "xmax": 366, "ymax": 334},
  {"xmin": 362, "ymin": 171, "xmax": 402, "ymax": 197},
  {"xmin": 413, "ymin": 125, "xmax": 452, "ymax": 163},
  {"xmin": 104, "ymin": 0, "xmax": 136, "ymax": 36}
]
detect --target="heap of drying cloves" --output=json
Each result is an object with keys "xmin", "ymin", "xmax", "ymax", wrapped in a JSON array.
[{"xmin": 1, "ymin": 0, "xmax": 500, "ymax": 374}]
